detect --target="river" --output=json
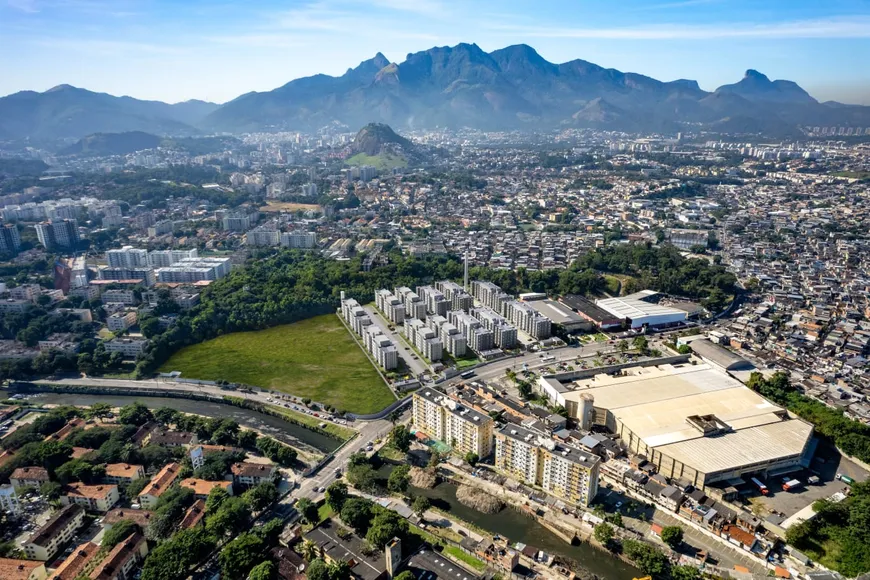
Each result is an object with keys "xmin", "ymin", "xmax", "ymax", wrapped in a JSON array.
[
  {"xmin": 411, "ymin": 479, "xmax": 639, "ymax": 580},
  {"xmin": 25, "ymin": 392, "xmax": 341, "ymax": 455}
]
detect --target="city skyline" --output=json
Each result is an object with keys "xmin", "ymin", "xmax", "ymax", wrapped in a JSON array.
[{"xmin": 2, "ymin": 0, "xmax": 870, "ymax": 104}]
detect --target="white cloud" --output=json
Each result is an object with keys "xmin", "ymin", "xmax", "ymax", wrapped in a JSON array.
[{"xmin": 484, "ymin": 16, "xmax": 870, "ymax": 40}]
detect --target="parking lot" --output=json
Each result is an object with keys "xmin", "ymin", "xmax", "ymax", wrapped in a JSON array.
[{"xmin": 746, "ymin": 440, "xmax": 868, "ymax": 518}]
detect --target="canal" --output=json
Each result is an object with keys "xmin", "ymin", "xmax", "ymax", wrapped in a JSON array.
[
  {"xmin": 25, "ymin": 392, "xmax": 342, "ymax": 455},
  {"xmin": 411, "ymin": 479, "xmax": 639, "ymax": 580}
]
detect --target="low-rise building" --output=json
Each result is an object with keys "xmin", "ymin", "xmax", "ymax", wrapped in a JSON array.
[
  {"xmin": 102, "ymin": 464, "xmax": 145, "ymax": 485},
  {"xmin": 89, "ymin": 532, "xmax": 149, "ymax": 580},
  {"xmin": 178, "ymin": 499, "xmax": 207, "ymax": 530},
  {"xmin": 103, "ymin": 338, "xmax": 149, "ymax": 358},
  {"xmin": 138, "ymin": 462, "xmax": 181, "ymax": 509},
  {"xmin": 10, "ymin": 466, "xmax": 50, "ymax": 490},
  {"xmin": 189, "ymin": 444, "xmax": 241, "ymax": 469},
  {"xmin": 179, "ymin": 478, "xmax": 233, "ymax": 500},
  {"xmin": 229, "ymin": 462, "xmax": 278, "ymax": 487},
  {"xmin": 0, "ymin": 558, "xmax": 46, "ymax": 580},
  {"xmin": 51, "ymin": 542, "xmax": 99, "ymax": 580},
  {"xmin": 61, "ymin": 483, "xmax": 119, "ymax": 513},
  {"xmin": 23, "ymin": 504, "xmax": 85, "ymax": 561},
  {"xmin": 106, "ymin": 311, "xmax": 137, "ymax": 332}
]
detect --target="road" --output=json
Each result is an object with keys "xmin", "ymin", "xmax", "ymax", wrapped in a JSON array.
[{"xmin": 362, "ymin": 306, "xmax": 429, "ymax": 376}]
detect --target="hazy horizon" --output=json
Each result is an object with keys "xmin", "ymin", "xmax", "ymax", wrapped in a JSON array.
[{"xmin": 2, "ymin": 0, "xmax": 870, "ymax": 105}]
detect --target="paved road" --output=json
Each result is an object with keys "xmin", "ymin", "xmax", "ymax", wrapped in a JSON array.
[{"xmin": 363, "ymin": 306, "xmax": 429, "ymax": 376}]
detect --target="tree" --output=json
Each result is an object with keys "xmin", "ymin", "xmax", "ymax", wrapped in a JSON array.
[
  {"xmin": 622, "ymin": 539, "xmax": 669, "ymax": 577},
  {"xmin": 632, "ymin": 335, "xmax": 649, "ymax": 354},
  {"xmin": 118, "ymin": 402, "xmax": 153, "ymax": 426},
  {"xmin": 247, "ymin": 561, "xmax": 276, "ymax": 580},
  {"xmin": 387, "ymin": 410, "xmax": 402, "ymax": 425},
  {"xmin": 307, "ymin": 559, "xmax": 330, "ymax": 580},
  {"xmin": 154, "ymin": 407, "xmax": 180, "ymax": 426},
  {"xmin": 660, "ymin": 525, "xmax": 683, "ymax": 549},
  {"xmin": 243, "ymin": 481, "xmax": 279, "ymax": 512},
  {"xmin": 464, "ymin": 452, "xmax": 479, "ymax": 467},
  {"xmin": 40, "ymin": 481, "xmax": 62, "ymax": 502},
  {"xmin": 206, "ymin": 496, "xmax": 251, "ymax": 537},
  {"xmin": 617, "ymin": 340, "xmax": 629, "ymax": 354},
  {"xmin": 412, "ymin": 496, "xmax": 431, "ymax": 519},
  {"xmin": 340, "ymin": 498, "xmax": 374, "ymax": 534},
  {"xmin": 139, "ymin": 316, "xmax": 162, "ymax": 339},
  {"xmin": 389, "ymin": 425, "xmax": 412, "ymax": 453},
  {"xmin": 102, "ymin": 520, "xmax": 139, "ymax": 548},
  {"xmin": 327, "ymin": 560, "xmax": 352, "ymax": 580},
  {"xmin": 387, "ymin": 465, "xmax": 410, "ymax": 494},
  {"xmin": 141, "ymin": 527, "xmax": 216, "ymax": 580},
  {"xmin": 88, "ymin": 402, "xmax": 113, "ymax": 422},
  {"xmin": 325, "ymin": 481, "xmax": 349, "ymax": 512},
  {"xmin": 594, "ymin": 523, "xmax": 615, "ymax": 546},
  {"xmin": 299, "ymin": 539, "xmax": 319, "ymax": 562},
  {"xmin": 517, "ymin": 381, "xmax": 532, "ymax": 400},
  {"xmin": 296, "ymin": 497, "xmax": 319, "ymax": 525},
  {"xmin": 219, "ymin": 533, "xmax": 265, "ymax": 580},
  {"xmin": 394, "ymin": 572, "xmax": 416, "ymax": 580},
  {"xmin": 366, "ymin": 509, "xmax": 408, "ymax": 548},
  {"xmin": 346, "ymin": 464, "xmax": 378, "ymax": 492},
  {"xmin": 55, "ymin": 459, "xmax": 105, "ymax": 484}
]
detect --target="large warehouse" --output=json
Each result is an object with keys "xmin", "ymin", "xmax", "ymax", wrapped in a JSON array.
[
  {"xmin": 595, "ymin": 290, "xmax": 687, "ymax": 329},
  {"xmin": 538, "ymin": 360, "xmax": 814, "ymax": 488}
]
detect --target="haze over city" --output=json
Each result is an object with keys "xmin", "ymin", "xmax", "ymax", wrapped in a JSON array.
[{"xmin": 2, "ymin": 0, "xmax": 870, "ymax": 103}]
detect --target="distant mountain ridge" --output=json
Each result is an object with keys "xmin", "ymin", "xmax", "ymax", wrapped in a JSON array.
[
  {"xmin": 0, "ymin": 85, "xmax": 219, "ymax": 141},
  {"xmin": 59, "ymin": 131, "xmax": 162, "ymax": 157},
  {"xmin": 3, "ymin": 44, "xmax": 870, "ymax": 139}
]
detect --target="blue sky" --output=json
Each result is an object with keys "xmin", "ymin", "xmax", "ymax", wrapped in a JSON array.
[{"xmin": 2, "ymin": 0, "xmax": 870, "ymax": 104}]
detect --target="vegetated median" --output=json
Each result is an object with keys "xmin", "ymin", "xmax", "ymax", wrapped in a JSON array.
[{"xmin": 160, "ymin": 314, "xmax": 396, "ymax": 415}]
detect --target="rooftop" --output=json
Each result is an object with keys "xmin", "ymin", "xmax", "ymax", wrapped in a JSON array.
[
  {"xmin": 28, "ymin": 504, "xmax": 84, "ymax": 547},
  {"xmin": 0, "ymin": 558, "xmax": 45, "ymax": 580},
  {"xmin": 180, "ymin": 478, "xmax": 232, "ymax": 497},
  {"xmin": 65, "ymin": 483, "xmax": 117, "ymax": 500},
  {"xmin": 139, "ymin": 462, "xmax": 181, "ymax": 498},
  {"xmin": 50, "ymin": 542, "xmax": 99, "ymax": 580}
]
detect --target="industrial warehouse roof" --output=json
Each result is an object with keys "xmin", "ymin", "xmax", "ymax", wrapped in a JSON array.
[
  {"xmin": 555, "ymin": 361, "xmax": 813, "ymax": 476},
  {"xmin": 688, "ymin": 339, "xmax": 755, "ymax": 371},
  {"xmin": 529, "ymin": 299, "xmax": 585, "ymax": 325},
  {"xmin": 595, "ymin": 296, "xmax": 687, "ymax": 320}
]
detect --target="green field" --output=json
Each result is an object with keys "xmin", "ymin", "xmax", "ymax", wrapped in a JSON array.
[
  {"xmin": 345, "ymin": 152, "xmax": 407, "ymax": 171},
  {"xmin": 160, "ymin": 314, "xmax": 396, "ymax": 414}
]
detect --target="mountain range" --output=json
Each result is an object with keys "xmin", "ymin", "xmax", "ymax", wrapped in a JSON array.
[{"xmin": 3, "ymin": 43, "xmax": 870, "ymax": 141}]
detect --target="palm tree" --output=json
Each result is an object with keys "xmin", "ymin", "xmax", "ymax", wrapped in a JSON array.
[{"xmin": 300, "ymin": 539, "xmax": 319, "ymax": 562}]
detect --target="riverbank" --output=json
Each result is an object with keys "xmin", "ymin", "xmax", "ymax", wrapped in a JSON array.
[{"xmin": 12, "ymin": 391, "xmax": 343, "ymax": 456}]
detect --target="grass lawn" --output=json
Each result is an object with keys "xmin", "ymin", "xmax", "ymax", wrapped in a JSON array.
[
  {"xmin": 443, "ymin": 545, "xmax": 487, "ymax": 571},
  {"xmin": 259, "ymin": 201, "xmax": 322, "ymax": 213},
  {"xmin": 345, "ymin": 152, "xmax": 407, "ymax": 171},
  {"xmin": 160, "ymin": 314, "xmax": 396, "ymax": 414},
  {"xmin": 269, "ymin": 405, "xmax": 356, "ymax": 440}
]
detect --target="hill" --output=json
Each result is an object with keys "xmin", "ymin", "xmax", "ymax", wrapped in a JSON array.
[
  {"xmin": 350, "ymin": 123, "xmax": 413, "ymax": 156},
  {"xmin": 0, "ymin": 85, "xmax": 218, "ymax": 141},
  {"xmin": 59, "ymin": 131, "xmax": 162, "ymax": 157}
]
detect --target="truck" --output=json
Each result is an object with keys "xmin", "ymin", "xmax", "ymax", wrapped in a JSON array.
[
  {"xmin": 750, "ymin": 477, "xmax": 769, "ymax": 495},
  {"xmin": 807, "ymin": 475, "xmax": 821, "ymax": 485},
  {"xmin": 782, "ymin": 479, "xmax": 802, "ymax": 492},
  {"xmin": 836, "ymin": 474, "xmax": 855, "ymax": 486}
]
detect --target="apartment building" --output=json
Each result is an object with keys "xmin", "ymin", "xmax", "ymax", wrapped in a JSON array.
[
  {"xmin": 98, "ymin": 267, "xmax": 156, "ymax": 287},
  {"xmin": 505, "ymin": 300, "xmax": 551, "ymax": 340},
  {"xmin": 88, "ymin": 532, "xmax": 149, "ymax": 580},
  {"xmin": 180, "ymin": 478, "xmax": 233, "ymax": 500},
  {"xmin": 35, "ymin": 219, "xmax": 79, "ymax": 250},
  {"xmin": 281, "ymin": 231, "xmax": 317, "ymax": 249},
  {"xmin": 404, "ymin": 318, "xmax": 442, "ymax": 361},
  {"xmin": 156, "ymin": 257, "xmax": 231, "ymax": 283},
  {"xmin": 436, "ymin": 281, "xmax": 473, "ymax": 312},
  {"xmin": 23, "ymin": 504, "xmax": 85, "ymax": 561},
  {"xmin": 395, "ymin": 287, "xmax": 427, "ymax": 320},
  {"xmin": 61, "ymin": 483, "xmax": 120, "ymax": 512},
  {"xmin": 100, "ymin": 289, "xmax": 137, "ymax": 306},
  {"xmin": 103, "ymin": 338, "xmax": 149, "ymax": 358},
  {"xmin": 0, "ymin": 223, "xmax": 22, "ymax": 255},
  {"xmin": 439, "ymin": 323, "xmax": 467, "ymax": 357},
  {"xmin": 471, "ymin": 281, "xmax": 512, "ymax": 314},
  {"xmin": 106, "ymin": 247, "xmax": 148, "ymax": 269},
  {"xmin": 106, "ymin": 311, "xmax": 137, "ymax": 332},
  {"xmin": 102, "ymin": 464, "xmax": 145, "ymax": 485},
  {"xmin": 189, "ymin": 445, "xmax": 242, "ymax": 469},
  {"xmin": 246, "ymin": 228, "xmax": 280, "ymax": 247},
  {"xmin": 340, "ymin": 298, "xmax": 372, "ymax": 335},
  {"xmin": 362, "ymin": 325, "xmax": 398, "ymax": 370},
  {"xmin": 417, "ymin": 286, "xmax": 449, "ymax": 317},
  {"xmin": 229, "ymin": 462, "xmax": 278, "ymax": 487},
  {"xmin": 413, "ymin": 389, "xmax": 494, "ymax": 457},
  {"xmin": 148, "ymin": 249, "xmax": 198, "ymax": 268},
  {"xmin": 10, "ymin": 466, "xmax": 50, "ymax": 489},
  {"xmin": 375, "ymin": 289, "xmax": 406, "ymax": 324},
  {"xmin": 473, "ymin": 308, "xmax": 518, "ymax": 349},
  {"xmin": 138, "ymin": 462, "xmax": 181, "ymax": 509},
  {"xmin": 495, "ymin": 425, "xmax": 599, "ymax": 507},
  {"xmin": 0, "ymin": 558, "xmax": 46, "ymax": 580}
]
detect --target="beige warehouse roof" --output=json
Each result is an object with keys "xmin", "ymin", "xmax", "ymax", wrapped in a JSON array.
[
  {"xmin": 558, "ymin": 361, "xmax": 813, "ymax": 476},
  {"xmin": 656, "ymin": 419, "xmax": 813, "ymax": 475}
]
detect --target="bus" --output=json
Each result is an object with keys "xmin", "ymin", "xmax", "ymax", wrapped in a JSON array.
[
  {"xmin": 460, "ymin": 370, "xmax": 476, "ymax": 379},
  {"xmin": 750, "ymin": 477, "xmax": 769, "ymax": 495},
  {"xmin": 542, "ymin": 355, "xmax": 556, "ymax": 363}
]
